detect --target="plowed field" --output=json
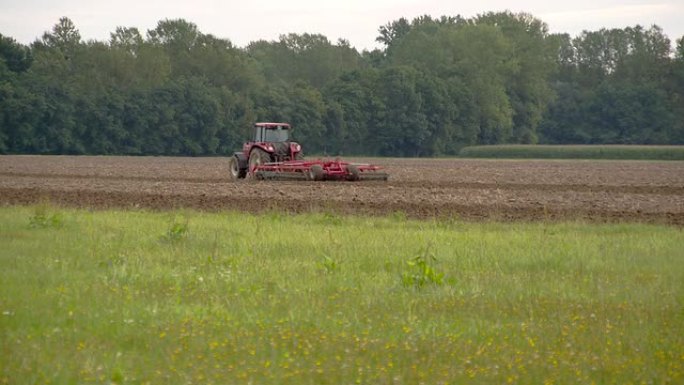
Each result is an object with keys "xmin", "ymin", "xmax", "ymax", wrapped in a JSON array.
[{"xmin": 1, "ymin": 155, "xmax": 683, "ymax": 225}]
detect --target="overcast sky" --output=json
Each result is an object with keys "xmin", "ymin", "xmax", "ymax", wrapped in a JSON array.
[{"xmin": 1, "ymin": 0, "xmax": 683, "ymax": 50}]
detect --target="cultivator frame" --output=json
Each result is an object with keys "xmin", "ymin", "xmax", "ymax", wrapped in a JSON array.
[{"xmin": 252, "ymin": 159, "xmax": 389, "ymax": 181}]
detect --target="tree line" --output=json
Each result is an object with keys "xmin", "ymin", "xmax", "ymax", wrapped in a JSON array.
[{"xmin": 1, "ymin": 13, "xmax": 683, "ymax": 156}]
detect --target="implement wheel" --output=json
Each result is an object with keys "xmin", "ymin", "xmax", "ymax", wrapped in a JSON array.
[
  {"xmin": 308, "ymin": 164, "xmax": 325, "ymax": 181},
  {"xmin": 346, "ymin": 165, "xmax": 360, "ymax": 181},
  {"xmin": 228, "ymin": 156, "xmax": 246, "ymax": 180}
]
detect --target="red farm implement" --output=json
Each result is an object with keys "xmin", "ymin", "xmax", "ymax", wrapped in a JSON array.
[{"xmin": 228, "ymin": 122, "xmax": 388, "ymax": 182}]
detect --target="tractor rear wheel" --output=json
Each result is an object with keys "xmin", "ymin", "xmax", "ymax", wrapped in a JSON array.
[
  {"xmin": 248, "ymin": 147, "xmax": 271, "ymax": 177},
  {"xmin": 228, "ymin": 156, "xmax": 246, "ymax": 180}
]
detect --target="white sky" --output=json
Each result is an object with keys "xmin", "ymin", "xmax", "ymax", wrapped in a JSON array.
[{"xmin": 1, "ymin": 0, "xmax": 683, "ymax": 50}]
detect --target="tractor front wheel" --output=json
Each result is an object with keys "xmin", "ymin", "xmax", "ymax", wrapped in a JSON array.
[{"xmin": 228, "ymin": 156, "xmax": 246, "ymax": 180}]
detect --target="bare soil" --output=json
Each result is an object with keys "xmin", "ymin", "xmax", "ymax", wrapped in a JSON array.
[{"xmin": 1, "ymin": 155, "xmax": 683, "ymax": 225}]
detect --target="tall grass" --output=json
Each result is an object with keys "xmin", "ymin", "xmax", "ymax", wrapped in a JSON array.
[
  {"xmin": 1, "ymin": 205, "xmax": 682, "ymax": 384},
  {"xmin": 458, "ymin": 144, "xmax": 684, "ymax": 160}
]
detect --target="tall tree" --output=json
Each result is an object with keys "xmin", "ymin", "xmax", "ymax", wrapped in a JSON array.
[
  {"xmin": 376, "ymin": 17, "xmax": 411, "ymax": 48},
  {"xmin": 110, "ymin": 27, "xmax": 144, "ymax": 53},
  {"xmin": 39, "ymin": 17, "xmax": 81, "ymax": 53},
  {"xmin": 0, "ymin": 34, "xmax": 33, "ymax": 73},
  {"xmin": 2, "ymin": 15, "xmax": 683, "ymax": 156},
  {"xmin": 247, "ymin": 34, "xmax": 361, "ymax": 89},
  {"xmin": 476, "ymin": 12, "xmax": 555, "ymax": 143}
]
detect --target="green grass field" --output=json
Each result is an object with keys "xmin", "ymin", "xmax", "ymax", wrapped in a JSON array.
[
  {"xmin": 458, "ymin": 145, "xmax": 684, "ymax": 160},
  {"xmin": 1, "ymin": 205, "xmax": 683, "ymax": 384}
]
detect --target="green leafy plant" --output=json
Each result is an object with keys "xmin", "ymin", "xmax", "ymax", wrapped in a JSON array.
[
  {"xmin": 29, "ymin": 203, "xmax": 64, "ymax": 229},
  {"xmin": 162, "ymin": 219, "xmax": 189, "ymax": 242},
  {"xmin": 401, "ymin": 248, "xmax": 444, "ymax": 288},
  {"xmin": 321, "ymin": 255, "xmax": 340, "ymax": 274},
  {"xmin": 391, "ymin": 211, "xmax": 408, "ymax": 222},
  {"xmin": 322, "ymin": 212, "xmax": 342, "ymax": 226}
]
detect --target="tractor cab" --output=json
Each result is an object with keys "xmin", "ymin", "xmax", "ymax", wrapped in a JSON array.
[
  {"xmin": 253, "ymin": 122, "xmax": 290, "ymax": 142},
  {"xmin": 243, "ymin": 123, "xmax": 302, "ymax": 162}
]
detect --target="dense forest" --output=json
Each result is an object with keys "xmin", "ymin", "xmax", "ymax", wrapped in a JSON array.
[{"xmin": 1, "ymin": 12, "xmax": 683, "ymax": 156}]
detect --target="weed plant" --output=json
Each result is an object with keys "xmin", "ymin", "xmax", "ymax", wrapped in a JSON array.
[{"xmin": 28, "ymin": 203, "xmax": 65, "ymax": 229}]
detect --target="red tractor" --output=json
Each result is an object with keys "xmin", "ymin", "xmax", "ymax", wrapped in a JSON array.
[{"xmin": 228, "ymin": 122, "xmax": 388, "ymax": 181}]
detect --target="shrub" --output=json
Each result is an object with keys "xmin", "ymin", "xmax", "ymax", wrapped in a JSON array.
[{"xmin": 458, "ymin": 145, "xmax": 684, "ymax": 160}]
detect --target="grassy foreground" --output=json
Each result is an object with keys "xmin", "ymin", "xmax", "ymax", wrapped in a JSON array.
[
  {"xmin": 458, "ymin": 145, "xmax": 684, "ymax": 160},
  {"xmin": 1, "ymin": 206, "xmax": 683, "ymax": 384}
]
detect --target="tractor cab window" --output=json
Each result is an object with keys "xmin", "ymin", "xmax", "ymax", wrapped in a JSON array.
[
  {"xmin": 263, "ymin": 126, "xmax": 289, "ymax": 142},
  {"xmin": 254, "ymin": 126, "xmax": 263, "ymax": 142}
]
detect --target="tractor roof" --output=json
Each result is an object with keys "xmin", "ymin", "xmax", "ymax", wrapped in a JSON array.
[{"xmin": 255, "ymin": 122, "xmax": 291, "ymax": 129}]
